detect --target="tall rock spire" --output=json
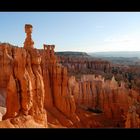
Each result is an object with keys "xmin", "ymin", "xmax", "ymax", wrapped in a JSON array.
[{"xmin": 23, "ymin": 24, "xmax": 34, "ymax": 49}]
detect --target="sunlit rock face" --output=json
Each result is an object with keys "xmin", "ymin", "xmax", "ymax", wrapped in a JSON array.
[
  {"xmin": 41, "ymin": 44, "xmax": 79, "ymax": 127},
  {"xmin": 0, "ymin": 24, "xmax": 47, "ymax": 127},
  {"xmin": 0, "ymin": 45, "xmax": 47, "ymax": 128},
  {"xmin": 0, "ymin": 24, "xmax": 79, "ymax": 128},
  {"xmin": 24, "ymin": 24, "xmax": 34, "ymax": 49}
]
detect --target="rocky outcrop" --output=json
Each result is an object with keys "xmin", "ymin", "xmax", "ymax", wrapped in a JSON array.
[
  {"xmin": 58, "ymin": 56, "xmax": 111, "ymax": 75},
  {"xmin": 0, "ymin": 24, "xmax": 140, "ymax": 128},
  {"xmin": 0, "ymin": 25, "xmax": 79, "ymax": 128},
  {"xmin": 23, "ymin": 24, "xmax": 34, "ymax": 49},
  {"xmin": 0, "ymin": 25, "xmax": 47, "ymax": 127},
  {"xmin": 1, "ymin": 42, "xmax": 140, "ymax": 128},
  {"xmin": 41, "ymin": 45, "xmax": 79, "ymax": 127},
  {"xmin": 68, "ymin": 74, "xmax": 140, "ymax": 127},
  {"xmin": 0, "ymin": 45, "xmax": 14, "ymax": 107},
  {"xmin": 0, "ymin": 45, "xmax": 47, "ymax": 127},
  {"xmin": 0, "ymin": 107, "xmax": 6, "ymax": 121}
]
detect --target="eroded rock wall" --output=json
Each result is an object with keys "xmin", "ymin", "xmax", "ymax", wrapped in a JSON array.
[{"xmin": 68, "ymin": 74, "xmax": 140, "ymax": 127}]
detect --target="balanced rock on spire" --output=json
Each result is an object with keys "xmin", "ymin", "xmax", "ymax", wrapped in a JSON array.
[{"xmin": 23, "ymin": 24, "xmax": 34, "ymax": 49}]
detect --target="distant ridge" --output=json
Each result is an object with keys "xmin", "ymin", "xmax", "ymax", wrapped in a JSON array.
[
  {"xmin": 56, "ymin": 51, "xmax": 90, "ymax": 57},
  {"xmin": 88, "ymin": 51, "xmax": 140, "ymax": 58}
]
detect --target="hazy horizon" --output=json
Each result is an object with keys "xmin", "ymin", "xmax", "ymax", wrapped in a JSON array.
[{"xmin": 1, "ymin": 12, "xmax": 140, "ymax": 52}]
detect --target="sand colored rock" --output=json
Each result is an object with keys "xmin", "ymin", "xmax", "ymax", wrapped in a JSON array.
[
  {"xmin": 0, "ymin": 115, "xmax": 46, "ymax": 128},
  {"xmin": 0, "ymin": 107, "xmax": 6, "ymax": 121}
]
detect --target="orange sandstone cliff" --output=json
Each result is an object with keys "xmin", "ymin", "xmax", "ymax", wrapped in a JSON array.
[
  {"xmin": 0, "ymin": 24, "xmax": 79, "ymax": 128},
  {"xmin": 0, "ymin": 24, "xmax": 140, "ymax": 128}
]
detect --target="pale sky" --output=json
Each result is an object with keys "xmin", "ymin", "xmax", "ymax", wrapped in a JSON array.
[{"xmin": 0, "ymin": 12, "xmax": 140, "ymax": 52}]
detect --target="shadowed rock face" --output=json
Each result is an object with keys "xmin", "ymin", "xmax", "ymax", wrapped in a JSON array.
[
  {"xmin": 41, "ymin": 45, "xmax": 79, "ymax": 126},
  {"xmin": 0, "ymin": 43, "xmax": 79, "ymax": 128},
  {"xmin": 0, "ymin": 45, "xmax": 47, "ymax": 127},
  {"xmin": 0, "ymin": 45, "xmax": 14, "ymax": 107},
  {"xmin": 0, "ymin": 43, "xmax": 140, "ymax": 128},
  {"xmin": 68, "ymin": 74, "xmax": 140, "ymax": 128}
]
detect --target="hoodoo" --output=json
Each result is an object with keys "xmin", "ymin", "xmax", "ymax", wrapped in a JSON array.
[
  {"xmin": 0, "ymin": 24, "xmax": 140, "ymax": 128},
  {"xmin": 24, "ymin": 24, "xmax": 34, "ymax": 49}
]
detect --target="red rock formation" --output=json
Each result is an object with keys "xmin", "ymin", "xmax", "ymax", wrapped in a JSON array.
[
  {"xmin": 1, "ymin": 24, "xmax": 140, "ymax": 128},
  {"xmin": 23, "ymin": 24, "xmax": 34, "ymax": 49},
  {"xmin": 0, "ymin": 25, "xmax": 47, "ymax": 127},
  {"xmin": 0, "ymin": 46, "xmax": 47, "ymax": 127},
  {"xmin": 41, "ymin": 44, "xmax": 79, "ymax": 127},
  {"xmin": 0, "ymin": 25, "xmax": 79, "ymax": 128},
  {"xmin": 59, "ymin": 56, "xmax": 111, "ymax": 74},
  {"xmin": 0, "ymin": 44, "xmax": 14, "ymax": 107},
  {"xmin": 68, "ymin": 74, "xmax": 140, "ymax": 127}
]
